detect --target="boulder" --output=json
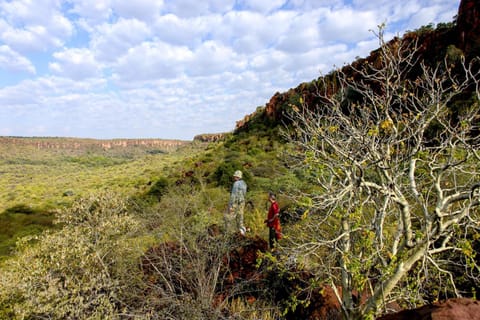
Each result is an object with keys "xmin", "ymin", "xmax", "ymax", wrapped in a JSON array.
[{"xmin": 377, "ymin": 298, "xmax": 480, "ymax": 320}]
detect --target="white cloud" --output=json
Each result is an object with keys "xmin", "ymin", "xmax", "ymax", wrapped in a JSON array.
[
  {"xmin": 111, "ymin": 0, "xmax": 164, "ymax": 21},
  {"xmin": 276, "ymin": 12, "xmax": 322, "ymax": 53},
  {"xmin": 207, "ymin": 0, "xmax": 237, "ymax": 13},
  {"xmin": 50, "ymin": 12, "xmax": 75, "ymax": 39},
  {"xmin": 49, "ymin": 47, "xmax": 102, "ymax": 80},
  {"xmin": 66, "ymin": 0, "xmax": 112, "ymax": 25},
  {"xmin": 187, "ymin": 40, "xmax": 242, "ymax": 76},
  {"xmin": 113, "ymin": 38, "xmax": 245, "ymax": 83},
  {"xmin": 0, "ymin": 0, "xmax": 60, "ymax": 25},
  {"xmin": 162, "ymin": 0, "xmax": 235, "ymax": 17},
  {"xmin": 0, "ymin": 0, "xmax": 73, "ymax": 53},
  {"xmin": 0, "ymin": 45, "xmax": 35, "ymax": 74},
  {"xmin": 2, "ymin": 25, "xmax": 66, "ymax": 52},
  {"xmin": 0, "ymin": 76, "xmax": 106, "ymax": 106},
  {"xmin": 287, "ymin": 0, "xmax": 345, "ymax": 10},
  {"xmin": 216, "ymin": 10, "xmax": 288, "ymax": 51},
  {"xmin": 153, "ymin": 14, "xmax": 218, "ymax": 47},
  {"xmin": 288, "ymin": 44, "xmax": 350, "ymax": 72},
  {"xmin": 250, "ymin": 50, "xmax": 288, "ymax": 72},
  {"xmin": 319, "ymin": 8, "xmax": 379, "ymax": 43},
  {"xmin": 91, "ymin": 18, "xmax": 152, "ymax": 62},
  {"xmin": 240, "ymin": 0, "xmax": 286, "ymax": 13},
  {"xmin": 405, "ymin": 4, "xmax": 455, "ymax": 30},
  {"xmin": 350, "ymin": 0, "xmax": 458, "ymax": 31},
  {"xmin": 113, "ymin": 41, "xmax": 192, "ymax": 82}
]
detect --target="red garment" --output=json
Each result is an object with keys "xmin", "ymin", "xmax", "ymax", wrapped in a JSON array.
[{"xmin": 266, "ymin": 201, "xmax": 282, "ymax": 239}]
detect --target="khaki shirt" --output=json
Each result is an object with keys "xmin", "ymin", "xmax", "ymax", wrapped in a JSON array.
[{"xmin": 229, "ymin": 179, "xmax": 247, "ymax": 207}]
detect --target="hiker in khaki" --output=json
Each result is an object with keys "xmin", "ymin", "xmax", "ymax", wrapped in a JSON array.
[{"xmin": 225, "ymin": 170, "xmax": 247, "ymax": 235}]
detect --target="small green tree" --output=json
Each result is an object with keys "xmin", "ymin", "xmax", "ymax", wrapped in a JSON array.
[
  {"xmin": 0, "ymin": 192, "xmax": 142, "ymax": 319},
  {"xmin": 284, "ymin": 27, "xmax": 480, "ymax": 319},
  {"xmin": 148, "ymin": 176, "xmax": 169, "ymax": 200}
]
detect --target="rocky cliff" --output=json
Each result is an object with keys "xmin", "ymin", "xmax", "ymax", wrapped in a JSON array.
[
  {"xmin": 0, "ymin": 136, "xmax": 190, "ymax": 152},
  {"xmin": 457, "ymin": 0, "xmax": 480, "ymax": 56},
  {"xmin": 193, "ymin": 133, "xmax": 228, "ymax": 143}
]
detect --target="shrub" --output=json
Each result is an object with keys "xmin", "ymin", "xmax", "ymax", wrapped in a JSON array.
[
  {"xmin": 147, "ymin": 176, "xmax": 169, "ymax": 200},
  {"xmin": 213, "ymin": 162, "xmax": 241, "ymax": 190},
  {"xmin": 0, "ymin": 192, "xmax": 142, "ymax": 319}
]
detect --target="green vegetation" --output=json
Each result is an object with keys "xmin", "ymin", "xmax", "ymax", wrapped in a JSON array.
[
  {"xmin": 0, "ymin": 140, "xmax": 200, "ymax": 257},
  {"xmin": 1, "ymin": 21, "xmax": 480, "ymax": 319},
  {"xmin": 0, "ymin": 192, "xmax": 146, "ymax": 319},
  {"xmin": 0, "ymin": 132, "xmax": 296, "ymax": 319},
  {"xmin": 0, "ymin": 205, "xmax": 55, "ymax": 257}
]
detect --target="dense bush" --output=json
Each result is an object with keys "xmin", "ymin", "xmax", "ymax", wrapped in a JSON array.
[
  {"xmin": 213, "ymin": 161, "xmax": 244, "ymax": 190},
  {"xmin": 0, "ymin": 192, "xmax": 143, "ymax": 319},
  {"xmin": 147, "ymin": 176, "xmax": 169, "ymax": 200}
]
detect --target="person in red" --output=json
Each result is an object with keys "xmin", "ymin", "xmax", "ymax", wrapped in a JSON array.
[{"xmin": 265, "ymin": 191, "xmax": 282, "ymax": 249}]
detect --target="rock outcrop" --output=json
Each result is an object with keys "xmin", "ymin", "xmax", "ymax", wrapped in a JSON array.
[
  {"xmin": 457, "ymin": 0, "xmax": 480, "ymax": 57},
  {"xmin": 376, "ymin": 298, "xmax": 480, "ymax": 320},
  {"xmin": 0, "ymin": 136, "xmax": 189, "ymax": 152},
  {"xmin": 193, "ymin": 133, "xmax": 227, "ymax": 142}
]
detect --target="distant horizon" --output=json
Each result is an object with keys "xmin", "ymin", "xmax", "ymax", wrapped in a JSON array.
[
  {"xmin": 0, "ymin": 0, "xmax": 460, "ymax": 140},
  {"xmin": 0, "ymin": 134, "xmax": 207, "ymax": 141}
]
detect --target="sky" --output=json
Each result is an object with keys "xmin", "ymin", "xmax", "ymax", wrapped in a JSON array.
[{"xmin": 0, "ymin": 0, "xmax": 460, "ymax": 141}]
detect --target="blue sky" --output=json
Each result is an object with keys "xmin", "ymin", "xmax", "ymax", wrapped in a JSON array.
[{"xmin": 0, "ymin": 0, "xmax": 459, "ymax": 140}]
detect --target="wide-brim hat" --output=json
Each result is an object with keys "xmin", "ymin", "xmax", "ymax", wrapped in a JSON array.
[{"xmin": 233, "ymin": 170, "xmax": 242, "ymax": 179}]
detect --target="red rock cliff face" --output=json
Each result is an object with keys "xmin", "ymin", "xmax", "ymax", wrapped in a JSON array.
[{"xmin": 457, "ymin": 0, "xmax": 480, "ymax": 56}]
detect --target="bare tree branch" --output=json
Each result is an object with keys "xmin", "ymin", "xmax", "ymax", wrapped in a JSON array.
[{"xmin": 282, "ymin": 26, "xmax": 480, "ymax": 318}]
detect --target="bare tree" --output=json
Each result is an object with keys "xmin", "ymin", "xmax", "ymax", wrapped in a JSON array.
[{"xmin": 283, "ymin": 28, "xmax": 480, "ymax": 319}]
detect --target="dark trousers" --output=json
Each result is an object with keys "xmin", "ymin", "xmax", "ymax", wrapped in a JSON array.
[{"xmin": 269, "ymin": 227, "xmax": 277, "ymax": 249}]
